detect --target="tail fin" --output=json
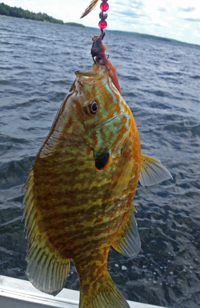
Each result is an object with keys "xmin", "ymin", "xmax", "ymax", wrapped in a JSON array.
[{"xmin": 79, "ymin": 274, "xmax": 130, "ymax": 308}]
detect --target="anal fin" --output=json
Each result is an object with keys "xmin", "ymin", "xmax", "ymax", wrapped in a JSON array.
[{"xmin": 112, "ymin": 207, "xmax": 141, "ymax": 257}]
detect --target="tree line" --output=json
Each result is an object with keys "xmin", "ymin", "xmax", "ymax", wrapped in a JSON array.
[{"xmin": 0, "ymin": 2, "xmax": 64, "ymax": 24}]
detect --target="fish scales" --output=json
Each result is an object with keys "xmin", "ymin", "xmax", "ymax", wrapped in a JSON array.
[
  {"xmin": 23, "ymin": 62, "xmax": 172, "ymax": 307},
  {"xmin": 34, "ymin": 172, "xmax": 135, "ymax": 253}
]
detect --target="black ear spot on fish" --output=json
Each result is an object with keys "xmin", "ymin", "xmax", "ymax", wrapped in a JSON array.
[
  {"xmin": 95, "ymin": 148, "xmax": 110, "ymax": 170},
  {"xmin": 83, "ymin": 100, "xmax": 98, "ymax": 116}
]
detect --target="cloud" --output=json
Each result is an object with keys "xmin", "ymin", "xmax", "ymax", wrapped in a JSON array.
[
  {"xmin": 111, "ymin": 0, "xmax": 146, "ymax": 22},
  {"xmin": 194, "ymin": 30, "xmax": 200, "ymax": 38},
  {"xmin": 183, "ymin": 18, "xmax": 200, "ymax": 22},
  {"xmin": 178, "ymin": 7, "xmax": 200, "ymax": 22},
  {"xmin": 178, "ymin": 7, "xmax": 196, "ymax": 13},
  {"xmin": 157, "ymin": 7, "xmax": 167, "ymax": 12},
  {"xmin": 184, "ymin": 23, "xmax": 191, "ymax": 29},
  {"xmin": 130, "ymin": 0, "xmax": 144, "ymax": 10},
  {"xmin": 113, "ymin": 0, "xmax": 144, "ymax": 10},
  {"xmin": 114, "ymin": 10, "xmax": 145, "ymax": 19},
  {"xmin": 152, "ymin": 23, "xmax": 162, "ymax": 28}
]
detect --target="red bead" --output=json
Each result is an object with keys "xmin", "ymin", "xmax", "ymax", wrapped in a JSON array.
[
  {"xmin": 98, "ymin": 19, "xmax": 107, "ymax": 29},
  {"xmin": 100, "ymin": 3, "xmax": 109, "ymax": 11}
]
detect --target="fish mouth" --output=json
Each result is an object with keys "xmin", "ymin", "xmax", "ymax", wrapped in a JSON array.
[
  {"xmin": 75, "ymin": 65, "xmax": 106, "ymax": 82},
  {"xmin": 75, "ymin": 70, "xmax": 103, "ymax": 80}
]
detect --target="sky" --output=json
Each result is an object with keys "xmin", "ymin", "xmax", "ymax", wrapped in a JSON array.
[{"xmin": 3, "ymin": 0, "xmax": 200, "ymax": 45}]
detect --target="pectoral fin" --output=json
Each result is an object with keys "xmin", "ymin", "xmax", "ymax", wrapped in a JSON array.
[
  {"xmin": 26, "ymin": 236, "xmax": 70, "ymax": 296},
  {"xmin": 139, "ymin": 154, "xmax": 172, "ymax": 186},
  {"xmin": 112, "ymin": 207, "xmax": 141, "ymax": 257}
]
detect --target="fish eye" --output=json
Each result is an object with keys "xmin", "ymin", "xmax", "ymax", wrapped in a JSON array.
[
  {"xmin": 83, "ymin": 100, "xmax": 98, "ymax": 116},
  {"xmin": 89, "ymin": 100, "xmax": 98, "ymax": 115}
]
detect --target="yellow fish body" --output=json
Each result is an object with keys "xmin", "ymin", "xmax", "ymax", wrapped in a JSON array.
[{"xmin": 23, "ymin": 63, "xmax": 171, "ymax": 308}]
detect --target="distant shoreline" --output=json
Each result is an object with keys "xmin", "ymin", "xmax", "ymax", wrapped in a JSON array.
[
  {"xmin": 0, "ymin": 2, "xmax": 84, "ymax": 27},
  {"xmin": 86, "ymin": 26, "xmax": 200, "ymax": 48},
  {"xmin": 65, "ymin": 22, "xmax": 85, "ymax": 28},
  {"xmin": 1, "ymin": 7, "xmax": 199, "ymax": 47},
  {"xmin": 0, "ymin": 2, "xmax": 63, "ymax": 24}
]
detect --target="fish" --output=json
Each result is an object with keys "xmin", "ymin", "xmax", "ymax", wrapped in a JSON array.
[{"xmin": 23, "ymin": 35, "xmax": 172, "ymax": 308}]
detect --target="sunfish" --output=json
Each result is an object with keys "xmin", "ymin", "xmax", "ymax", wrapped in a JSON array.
[{"xmin": 23, "ymin": 37, "xmax": 172, "ymax": 308}]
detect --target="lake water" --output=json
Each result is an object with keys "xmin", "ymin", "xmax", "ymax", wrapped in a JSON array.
[{"xmin": 0, "ymin": 15, "xmax": 200, "ymax": 308}]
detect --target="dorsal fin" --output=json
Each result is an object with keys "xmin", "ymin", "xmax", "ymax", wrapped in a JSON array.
[
  {"xmin": 139, "ymin": 154, "xmax": 172, "ymax": 186},
  {"xmin": 23, "ymin": 170, "xmax": 70, "ymax": 296},
  {"xmin": 112, "ymin": 207, "xmax": 141, "ymax": 257}
]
